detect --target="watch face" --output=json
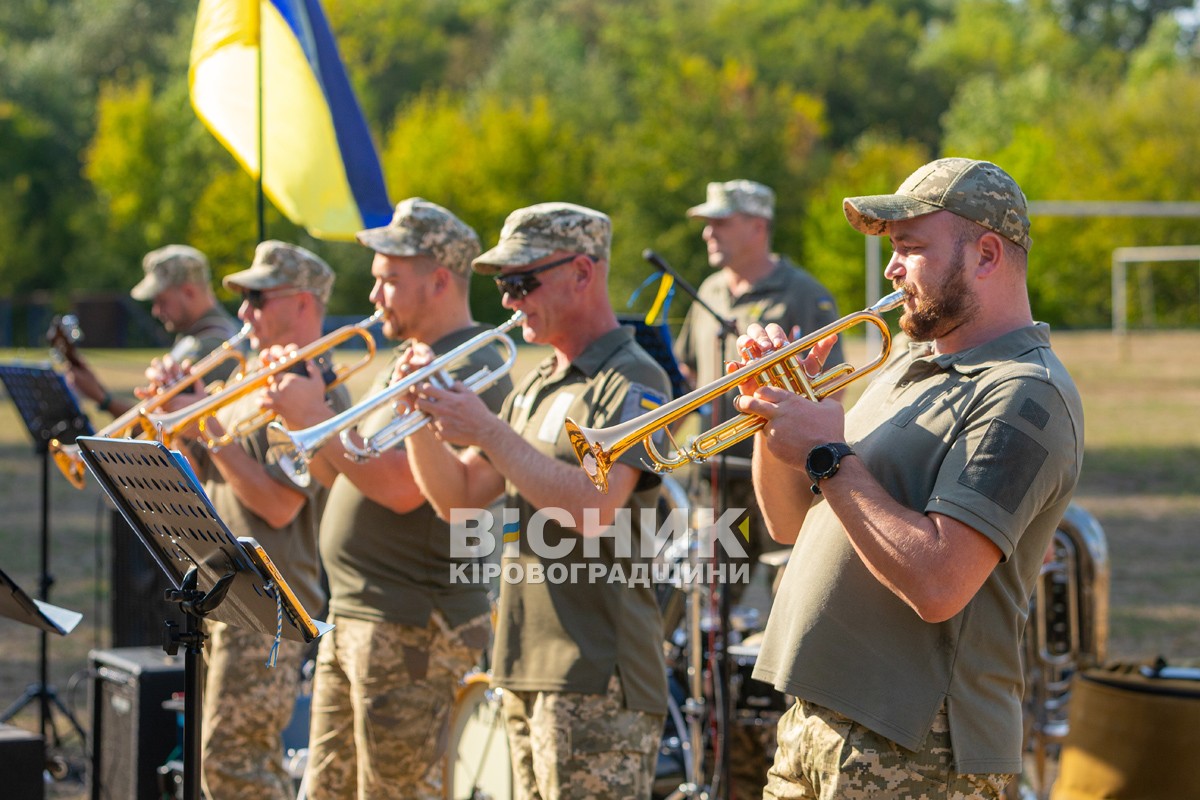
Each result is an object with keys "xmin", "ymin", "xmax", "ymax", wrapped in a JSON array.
[{"xmin": 808, "ymin": 445, "xmax": 836, "ymax": 477}]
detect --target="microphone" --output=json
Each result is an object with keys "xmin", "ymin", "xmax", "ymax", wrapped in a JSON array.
[{"xmin": 642, "ymin": 248, "xmax": 677, "ymax": 279}]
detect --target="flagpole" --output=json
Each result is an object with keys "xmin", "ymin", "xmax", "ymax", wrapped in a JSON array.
[{"xmin": 255, "ymin": 0, "xmax": 266, "ymax": 243}]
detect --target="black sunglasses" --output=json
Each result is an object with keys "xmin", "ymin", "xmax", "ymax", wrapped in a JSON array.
[
  {"xmin": 240, "ymin": 287, "xmax": 303, "ymax": 310},
  {"xmin": 493, "ymin": 255, "xmax": 577, "ymax": 300}
]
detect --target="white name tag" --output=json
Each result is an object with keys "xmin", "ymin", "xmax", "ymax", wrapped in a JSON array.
[{"xmin": 537, "ymin": 392, "xmax": 576, "ymax": 444}]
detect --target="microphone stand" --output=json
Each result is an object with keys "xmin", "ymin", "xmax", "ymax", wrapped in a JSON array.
[{"xmin": 643, "ymin": 250, "xmax": 738, "ymax": 800}]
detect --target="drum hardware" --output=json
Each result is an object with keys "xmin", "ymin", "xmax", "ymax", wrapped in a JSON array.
[{"xmin": 445, "ymin": 672, "xmax": 511, "ymax": 800}]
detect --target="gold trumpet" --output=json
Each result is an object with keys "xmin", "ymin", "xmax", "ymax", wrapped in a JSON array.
[
  {"xmin": 145, "ymin": 310, "xmax": 384, "ymax": 449},
  {"xmin": 49, "ymin": 323, "xmax": 252, "ymax": 489},
  {"xmin": 565, "ymin": 290, "xmax": 906, "ymax": 492},
  {"xmin": 265, "ymin": 311, "xmax": 524, "ymax": 487}
]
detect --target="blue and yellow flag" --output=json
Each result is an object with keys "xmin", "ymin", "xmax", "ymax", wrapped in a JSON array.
[{"xmin": 189, "ymin": 0, "xmax": 391, "ymax": 240}]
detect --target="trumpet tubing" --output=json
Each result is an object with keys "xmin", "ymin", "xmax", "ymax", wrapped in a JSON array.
[
  {"xmin": 145, "ymin": 310, "xmax": 384, "ymax": 449},
  {"xmin": 267, "ymin": 311, "xmax": 525, "ymax": 488},
  {"xmin": 564, "ymin": 290, "xmax": 906, "ymax": 492},
  {"xmin": 48, "ymin": 323, "xmax": 252, "ymax": 489}
]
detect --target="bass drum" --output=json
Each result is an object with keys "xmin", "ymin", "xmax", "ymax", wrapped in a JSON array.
[{"xmin": 445, "ymin": 672, "xmax": 512, "ymax": 800}]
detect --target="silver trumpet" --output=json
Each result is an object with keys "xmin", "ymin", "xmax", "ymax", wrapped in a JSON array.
[{"xmin": 266, "ymin": 311, "xmax": 525, "ymax": 487}]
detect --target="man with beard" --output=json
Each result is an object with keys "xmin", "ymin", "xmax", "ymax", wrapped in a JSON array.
[
  {"xmin": 736, "ymin": 158, "xmax": 1084, "ymax": 798},
  {"xmin": 64, "ymin": 244, "xmax": 241, "ymax": 417},
  {"xmin": 262, "ymin": 198, "xmax": 511, "ymax": 799}
]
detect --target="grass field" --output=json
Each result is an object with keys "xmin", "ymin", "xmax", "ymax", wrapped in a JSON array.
[{"xmin": 1, "ymin": 329, "xmax": 1198, "ymax": 794}]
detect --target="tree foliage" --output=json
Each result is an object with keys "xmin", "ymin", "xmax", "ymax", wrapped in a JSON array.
[{"xmin": 3, "ymin": 0, "xmax": 1200, "ymax": 331}]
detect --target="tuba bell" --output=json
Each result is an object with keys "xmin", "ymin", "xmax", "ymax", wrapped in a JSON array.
[{"xmin": 1014, "ymin": 502, "xmax": 1109, "ymax": 800}]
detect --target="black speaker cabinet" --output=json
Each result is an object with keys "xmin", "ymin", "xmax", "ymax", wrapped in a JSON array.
[
  {"xmin": 110, "ymin": 510, "xmax": 183, "ymax": 648},
  {"xmin": 89, "ymin": 647, "xmax": 183, "ymax": 800},
  {"xmin": 0, "ymin": 724, "xmax": 44, "ymax": 800}
]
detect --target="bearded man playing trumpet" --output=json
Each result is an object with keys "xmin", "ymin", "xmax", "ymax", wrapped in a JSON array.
[
  {"xmin": 161, "ymin": 240, "xmax": 350, "ymax": 800},
  {"xmin": 262, "ymin": 199, "xmax": 512, "ymax": 800},
  {"xmin": 737, "ymin": 159, "xmax": 1084, "ymax": 799}
]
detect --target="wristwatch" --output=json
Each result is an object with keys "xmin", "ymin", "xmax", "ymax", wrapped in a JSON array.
[{"xmin": 806, "ymin": 442, "xmax": 855, "ymax": 495}]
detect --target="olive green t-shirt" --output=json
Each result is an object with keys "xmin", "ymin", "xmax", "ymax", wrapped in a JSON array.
[
  {"xmin": 491, "ymin": 326, "xmax": 670, "ymax": 715},
  {"xmin": 196, "ymin": 356, "xmax": 351, "ymax": 617},
  {"xmin": 674, "ymin": 256, "xmax": 843, "ymax": 460},
  {"xmin": 169, "ymin": 304, "xmax": 243, "ymax": 384},
  {"xmin": 320, "ymin": 324, "xmax": 513, "ymax": 628},
  {"xmin": 753, "ymin": 324, "xmax": 1084, "ymax": 774}
]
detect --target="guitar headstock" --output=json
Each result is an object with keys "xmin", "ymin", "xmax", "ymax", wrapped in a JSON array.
[{"xmin": 47, "ymin": 314, "xmax": 85, "ymax": 368}]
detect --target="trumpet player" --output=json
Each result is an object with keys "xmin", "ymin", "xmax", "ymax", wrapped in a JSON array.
[
  {"xmin": 403, "ymin": 203, "xmax": 670, "ymax": 800},
  {"xmin": 737, "ymin": 159, "xmax": 1084, "ymax": 799},
  {"xmin": 63, "ymin": 244, "xmax": 241, "ymax": 418},
  {"xmin": 261, "ymin": 199, "xmax": 511, "ymax": 800},
  {"xmin": 165, "ymin": 241, "xmax": 349, "ymax": 800}
]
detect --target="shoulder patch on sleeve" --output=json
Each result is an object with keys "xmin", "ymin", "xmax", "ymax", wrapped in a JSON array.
[
  {"xmin": 958, "ymin": 418, "xmax": 1048, "ymax": 514},
  {"xmin": 1019, "ymin": 397, "xmax": 1050, "ymax": 430},
  {"xmin": 620, "ymin": 383, "xmax": 666, "ymax": 424}
]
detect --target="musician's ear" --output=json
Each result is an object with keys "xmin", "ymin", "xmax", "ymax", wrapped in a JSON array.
[{"xmin": 431, "ymin": 265, "xmax": 451, "ymax": 295}]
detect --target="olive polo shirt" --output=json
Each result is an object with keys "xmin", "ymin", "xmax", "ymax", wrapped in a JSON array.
[
  {"xmin": 490, "ymin": 326, "xmax": 670, "ymax": 714},
  {"xmin": 320, "ymin": 324, "xmax": 512, "ymax": 628},
  {"xmin": 196, "ymin": 356, "xmax": 351, "ymax": 617},
  {"xmin": 753, "ymin": 324, "xmax": 1084, "ymax": 774},
  {"xmin": 169, "ymin": 305, "xmax": 243, "ymax": 384},
  {"xmin": 674, "ymin": 256, "xmax": 844, "ymax": 460}
]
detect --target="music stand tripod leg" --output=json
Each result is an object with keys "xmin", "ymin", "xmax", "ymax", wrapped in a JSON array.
[
  {"xmin": 164, "ymin": 567, "xmax": 235, "ymax": 800},
  {"xmin": 0, "ymin": 451, "xmax": 89, "ymax": 777}
]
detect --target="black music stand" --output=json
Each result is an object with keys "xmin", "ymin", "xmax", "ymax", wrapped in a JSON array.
[
  {"xmin": 0, "ymin": 566, "xmax": 83, "ymax": 636},
  {"xmin": 75, "ymin": 436, "xmax": 331, "ymax": 800},
  {"xmin": 0, "ymin": 363, "xmax": 93, "ymax": 761}
]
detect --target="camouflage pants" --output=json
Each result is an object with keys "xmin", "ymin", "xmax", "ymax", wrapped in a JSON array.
[
  {"xmin": 501, "ymin": 674, "xmax": 663, "ymax": 800},
  {"xmin": 201, "ymin": 619, "xmax": 306, "ymax": 800},
  {"xmin": 304, "ymin": 612, "xmax": 490, "ymax": 800},
  {"xmin": 763, "ymin": 699, "xmax": 1013, "ymax": 800}
]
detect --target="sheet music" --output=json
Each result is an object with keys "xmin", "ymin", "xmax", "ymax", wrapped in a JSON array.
[{"xmin": 75, "ymin": 437, "xmax": 328, "ymax": 643}]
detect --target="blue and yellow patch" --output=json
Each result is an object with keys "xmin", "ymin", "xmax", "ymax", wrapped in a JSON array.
[
  {"xmin": 619, "ymin": 383, "xmax": 667, "ymax": 423},
  {"xmin": 502, "ymin": 520, "xmax": 520, "ymax": 544}
]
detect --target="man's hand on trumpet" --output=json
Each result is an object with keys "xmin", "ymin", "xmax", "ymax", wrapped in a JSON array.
[
  {"xmin": 137, "ymin": 353, "xmax": 195, "ymax": 400},
  {"xmin": 261, "ymin": 344, "xmax": 331, "ymax": 430},
  {"xmin": 402, "ymin": 343, "xmax": 504, "ymax": 450},
  {"xmin": 732, "ymin": 322, "xmax": 844, "ymax": 472}
]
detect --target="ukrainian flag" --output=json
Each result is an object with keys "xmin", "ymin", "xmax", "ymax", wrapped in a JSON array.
[{"xmin": 189, "ymin": 0, "xmax": 391, "ymax": 240}]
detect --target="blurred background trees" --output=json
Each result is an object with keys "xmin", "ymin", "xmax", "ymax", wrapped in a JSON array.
[{"xmin": 3, "ymin": 0, "xmax": 1199, "ymax": 331}]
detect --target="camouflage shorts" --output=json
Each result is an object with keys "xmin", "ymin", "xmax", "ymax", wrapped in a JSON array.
[
  {"xmin": 763, "ymin": 699, "xmax": 1012, "ymax": 800},
  {"xmin": 201, "ymin": 619, "xmax": 307, "ymax": 800},
  {"xmin": 501, "ymin": 674, "xmax": 663, "ymax": 800},
  {"xmin": 304, "ymin": 611, "xmax": 490, "ymax": 800}
]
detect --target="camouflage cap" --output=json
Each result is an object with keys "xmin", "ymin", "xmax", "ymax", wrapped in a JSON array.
[
  {"xmin": 223, "ymin": 240, "xmax": 336, "ymax": 304},
  {"xmin": 686, "ymin": 180, "xmax": 775, "ymax": 221},
  {"xmin": 472, "ymin": 202, "xmax": 611, "ymax": 275},
  {"xmin": 843, "ymin": 157, "xmax": 1032, "ymax": 251},
  {"xmin": 356, "ymin": 197, "xmax": 481, "ymax": 277},
  {"xmin": 130, "ymin": 245, "xmax": 211, "ymax": 301}
]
